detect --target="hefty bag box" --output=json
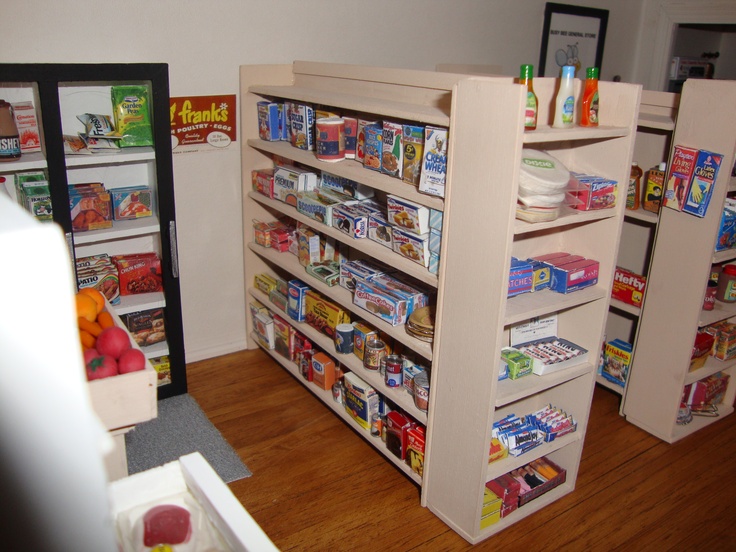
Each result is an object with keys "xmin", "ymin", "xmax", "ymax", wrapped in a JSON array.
[
  {"xmin": 662, "ymin": 146, "xmax": 698, "ymax": 211},
  {"xmin": 612, "ymin": 266, "xmax": 646, "ymax": 307},
  {"xmin": 682, "ymin": 150, "xmax": 724, "ymax": 218}
]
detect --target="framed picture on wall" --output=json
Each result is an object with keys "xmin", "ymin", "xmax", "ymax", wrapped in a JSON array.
[{"xmin": 538, "ymin": 3, "xmax": 609, "ymax": 78}]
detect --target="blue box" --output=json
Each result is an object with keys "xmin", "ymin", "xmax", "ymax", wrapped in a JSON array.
[
  {"xmin": 682, "ymin": 150, "xmax": 723, "ymax": 218},
  {"xmin": 257, "ymin": 101, "xmax": 284, "ymax": 141},
  {"xmin": 508, "ymin": 258, "xmax": 533, "ymax": 297},
  {"xmin": 716, "ymin": 203, "xmax": 736, "ymax": 252},
  {"xmin": 287, "ymin": 279, "xmax": 310, "ymax": 322}
]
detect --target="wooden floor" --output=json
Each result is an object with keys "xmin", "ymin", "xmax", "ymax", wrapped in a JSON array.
[{"xmin": 187, "ymin": 348, "xmax": 736, "ymax": 551}]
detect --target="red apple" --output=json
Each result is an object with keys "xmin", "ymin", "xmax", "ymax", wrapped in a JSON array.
[
  {"xmin": 118, "ymin": 348, "xmax": 146, "ymax": 374},
  {"xmin": 96, "ymin": 326, "xmax": 131, "ymax": 359}
]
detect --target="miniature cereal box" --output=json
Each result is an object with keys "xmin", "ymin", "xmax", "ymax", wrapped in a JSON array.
[
  {"xmin": 612, "ymin": 266, "xmax": 646, "ymax": 307},
  {"xmin": 682, "ymin": 150, "xmax": 724, "ymax": 218},
  {"xmin": 418, "ymin": 126, "xmax": 448, "ymax": 198},
  {"xmin": 382, "ymin": 121, "xmax": 403, "ymax": 179},
  {"xmin": 286, "ymin": 101, "xmax": 314, "ymax": 150},
  {"xmin": 343, "ymin": 372, "xmax": 379, "ymax": 430},
  {"xmin": 257, "ymin": 101, "xmax": 285, "ymax": 141},
  {"xmin": 663, "ymin": 145, "xmax": 698, "ymax": 211},
  {"xmin": 403, "ymin": 124, "xmax": 424, "ymax": 186},
  {"xmin": 363, "ymin": 123, "xmax": 382, "ymax": 171}
]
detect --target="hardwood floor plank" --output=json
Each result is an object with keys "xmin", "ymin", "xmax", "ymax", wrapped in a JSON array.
[{"xmin": 186, "ymin": 348, "xmax": 736, "ymax": 550}]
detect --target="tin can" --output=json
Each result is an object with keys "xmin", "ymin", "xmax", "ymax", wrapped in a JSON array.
[
  {"xmin": 315, "ymin": 116, "xmax": 345, "ymax": 162},
  {"xmin": 332, "ymin": 380, "xmax": 343, "ymax": 404},
  {"xmin": 371, "ymin": 413, "xmax": 382, "ymax": 437},
  {"xmin": 384, "ymin": 354, "xmax": 403, "ymax": 388},
  {"xmin": 334, "ymin": 323, "xmax": 354, "ymax": 354},
  {"xmin": 363, "ymin": 339, "xmax": 386, "ymax": 371},
  {"xmin": 413, "ymin": 370, "xmax": 429, "ymax": 411}
]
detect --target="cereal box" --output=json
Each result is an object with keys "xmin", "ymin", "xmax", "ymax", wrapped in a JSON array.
[
  {"xmin": 274, "ymin": 165, "xmax": 318, "ymax": 206},
  {"xmin": 382, "ymin": 121, "xmax": 403, "ymax": 178},
  {"xmin": 363, "ymin": 123, "xmax": 382, "ymax": 171},
  {"xmin": 356, "ymin": 118, "xmax": 378, "ymax": 163},
  {"xmin": 663, "ymin": 145, "xmax": 698, "ymax": 211},
  {"xmin": 286, "ymin": 101, "xmax": 314, "ymax": 150},
  {"xmin": 403, "ymin": 124, "xmax": 424, "ymax": 186},
  {"xmin": 418, "ymin": 126, "xmax": 448, "ymax": 198},
  {"xmin": 387, "ymin": 194, "xmax": 429, "ymax": 235},
  {"xmin": 682, "ymin": 150, "xmax": 723, "ymax": 218},
  {"xmin": 257, "ymin": 101, "xmax": 284, "ymax": 141}
]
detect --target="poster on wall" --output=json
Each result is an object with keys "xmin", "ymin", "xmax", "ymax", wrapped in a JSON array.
[
  {"xmin": 170, "ymin": 94, "xmax": 236, "ymax": 153},
  {"xmin": 538, "ymin": 3, "xmax": 608, "ymax": 78}
]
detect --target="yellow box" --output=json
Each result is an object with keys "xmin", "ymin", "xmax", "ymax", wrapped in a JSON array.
[{"xmin": 305, "ymin": 290, "xmax": 350, "ymax": 340}]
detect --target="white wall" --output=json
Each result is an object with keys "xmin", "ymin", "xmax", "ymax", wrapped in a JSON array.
[{"xmin": 1, "ymin": 0, "xmax": 647, "ymax": 362}]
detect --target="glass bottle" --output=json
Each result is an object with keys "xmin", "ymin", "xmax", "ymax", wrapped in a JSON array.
[
  {"xmin": 0, "ymin": 100, "xmax": 21, "ymax": 162},
  {"xmin": 552, "ymin": 65, "xmax": 575, "ymax": 129},
  {"xmin": 519, "ymin": 64, "xmax": 538, "ymax": 131},
  {"xmin": 581, "ymin": 67, "xmax": 599, "ymax": 127},
  {"xmin": 627, "ymin": 162, "xmax": 642, "ymax": 210}
]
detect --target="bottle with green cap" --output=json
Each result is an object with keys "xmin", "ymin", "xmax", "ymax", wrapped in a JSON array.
[
  {"xmin": 581, "ymin": 66, "xmax": 600, "ymax": 127},
  {"xmin": 519, "ymin": 64, "xmax": 538, "ymax": 131}
]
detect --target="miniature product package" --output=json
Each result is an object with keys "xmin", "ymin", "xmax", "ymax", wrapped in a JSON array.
[
  {"xmin": 418, "ymin": 126, "xmax": 448, "ymax": 198},
  {"xmin": 111, "ymin": 85, "xmax": 154, "ymax": 147},
  {"xmin": 382, "ymin": 121, "xmax": 403, "ymax": 178},
  {"xmin": 11, "ymin": 101, "xmax": 41, "ymax": 153},
  {"xmin": 402, "ymin": 124, "xmax": 425, "ymax": 186},
  {"xmin": 682, "ymin": 150, "xmax": 723, "ymax": 218},
  {"xmin": 343, "ymin": 372, "xmax": 380, "ymax": 430},
  {"xmin": 663, "ymin": 145, "xmax": 698, "ymax": 211},
  {"xmin": 612, "ymin": 266, "xmax": 646, "ymax": 307}
]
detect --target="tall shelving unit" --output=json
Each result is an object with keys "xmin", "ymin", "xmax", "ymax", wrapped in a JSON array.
[
  {"xmin": 621, "ymin": 79, "xmax": 736, "ymax": 443},
  {"xmin": 0, "ymin": 64, "xmax": 186, "ymax": 399},
  {"xmin": 240, "ymin": 62, "xmax": 639, "ymax": 543}
]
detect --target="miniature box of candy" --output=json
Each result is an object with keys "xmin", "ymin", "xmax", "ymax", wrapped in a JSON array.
[
  {"xmin": 508, "ymin": 257, "xmax": 533, "ymax": 297},
  {"xmin": 550, "ymin": 258, "xmax": 599, "ymax": 293},
  {"xmin": 515, "ymin": 456, "xmax": 567, "ymax": 507},
  {"xmin": 297, "ymin": 190, "xmax": 343, "ymax": 226},
  {"xmin": 368, "ymin": 212, "xmax": 394, "ymax": 249},
  {"xmin": 480, "ymin": 488, "xmax": 502, "ymax": 528},
  {"xmin": 339, "ymin": 259, "xmax": 385, "ymax": 291},
  {"xmin": 500, "ymin": 347, "xmax": 532, "ymax": 379},
  {"xmin": 612, "ymin": 266, "xmax": 646, "ymax": 307},
  {"xmin": 527, "ymin": 404, "xmax": 578, "ymax": 442},
  {"xmin": 492, "ymin": 414, "xmax": 543, "ymax": 457},
  {"xmin": 515, "ymin": 337, "xmax": 588, "ymax": 376},
  {"xmin": 306, "ymin": 260, "xmax": 341, "ymax": 287}
]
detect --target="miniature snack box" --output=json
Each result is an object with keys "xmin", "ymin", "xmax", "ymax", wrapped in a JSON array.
[
  {"xmin": 387, "ymin": 194, "xmax": 429, "ymax": 235},
  {"xmin": 392, "ymin": 228, "xmax": 430, "ymax": 267},
  {"xmin": 320, "ymin": 172, "xmax": 374, "ymax": 200},
  {"xmin": 273, "ymin": 165, "xmax": 318, "ymax": 206}
]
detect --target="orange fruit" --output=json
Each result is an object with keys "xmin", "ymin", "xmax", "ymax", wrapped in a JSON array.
[
  {"xmin": 75, "ymin": 293, "xmax": 99, "ymax": 322},
  {"xmin": 78, "ymin": 287, "xmax": 105, "ymax": 314}
]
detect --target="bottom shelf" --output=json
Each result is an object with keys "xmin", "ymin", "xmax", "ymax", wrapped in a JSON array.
[
  {"xmin": 595, "ymin": 374, "xmax": 624, "ymax": 395},
  {"xmin": 253, "ymin": 336, "xmax": 423, "ymax": 486},
  {"xmin": 626, "ymin": 404, "xmax": 734, "ymax": 443}
]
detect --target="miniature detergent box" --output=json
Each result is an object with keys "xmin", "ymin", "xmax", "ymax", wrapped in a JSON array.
[
  {"xmin": 612, "ymin": 266, "xmax": 646, "ymax": 307},
  {"xmin": 682, "ymin": 149, "xmax": 724, "ymax": 218}
]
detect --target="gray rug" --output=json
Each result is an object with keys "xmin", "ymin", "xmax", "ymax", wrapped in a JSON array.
[{"xmin": 125, "ymin": 394, "xmax": 251, "ymax": 483}]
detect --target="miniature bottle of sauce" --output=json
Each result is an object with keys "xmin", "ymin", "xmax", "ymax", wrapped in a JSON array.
[
  {"xmin": 0, "ymin": 100, "xmax": 21, "ymax": 162},
  {"xmin": 716, "ymin": 264, "xmax": 736, "ymax": 302},
  {"xmin": 626, "ymin": 162, "xmax": 642, "ymax": 210},
  {"xmin": 552, "ymin": 65, "xmax": 575, "ymax": 129},
  {"xmin": 519, "ymin": 64, "xmax": 538, "ymax": 131},
  {"xmin": 580, "ymin": 67, "xmax": 599, "ymax": 127}
]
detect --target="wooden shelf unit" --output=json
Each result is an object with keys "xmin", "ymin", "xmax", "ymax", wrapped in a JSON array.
[
  {"xmin": 240, "ymin": 61, "xmax": 639, "ymax": 543},
  {"xmin": 620, "ymin": 79, "xmax": 736, "ymax": 443}
]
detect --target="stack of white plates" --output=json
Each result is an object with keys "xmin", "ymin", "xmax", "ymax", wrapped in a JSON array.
[{"xmin": 516, "ymin": 149, "xmax": 571, "ymax": 222}]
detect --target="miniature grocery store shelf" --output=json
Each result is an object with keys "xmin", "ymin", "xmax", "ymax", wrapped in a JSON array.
[
  {"xmin": 248, "ymin": 242, "xmax": 433, "ymax": 360},
  {"xmin": 495, "ymin": 362, "xmax": 593, "ymax": 408},
  {"xmin": 697, "ymin": 299, "xmax": 736, "ymax": 328},
  {"xmin": 514, "ymin": 206, "xmax": 617, "ymax": 236},
  {"xmin": 64, "ymin": 146, "xmax": 156, "ymax": 168},
  {"xmin": 504, "ymin": 286, "xmax": 607, "ymax": 327},
  {"xmin": 636, "ymin": 113, "xmax": 676, "ymax": 131},
  {"xmin": 72, "ymin": 214, "xmax": 160, "ymax": 245},
  {"xmin": 248, "ymin": 287, "xmax": 428, "ymax": 425},
  {"xmin": 522, "ymin": 124, "xmax": 630, "ymax": 144},
  {"xmin": 623, "ymin": 207, "xmax": 659, "ymax": 225},
  {"xmin": 249, "ymin": 84, "xmax": 450, "ymax": 128},
  {"xmin": 595, "ymin": 374, "xmax": 624, "ymax": 394},
  {"xmin": 113, "ymin": 291, "xmax": 166, "ymax": 316},
  {"xmin": 684, "ymin": 355, "xmax": 736, "ymax": 386},
  {"xmin": 249, "ymin": 191, "xmax": 439, "ymax": 288},
  {"xmin": 0, "ymin": 151, "xmax": 46, "ymax": 173},
  {"xmin": 248, "ymin": 139, "xmax": 445, "ymax": 212},
  {"xmin": 253, "ymin": 331, "xmax": 424, "ymax": 486},
  {"xmin": 609, "ymin": 298, "xmax": 640, "ymax": 317}
]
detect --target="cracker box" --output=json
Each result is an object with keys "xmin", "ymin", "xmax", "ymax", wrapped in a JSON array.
[
  {"xmin": 402, "ymin": 124, "xmax": 424, "ymax": 186},
  {"xmin": 392, "ymin": 228, "xmax": 430, "ymax": 268},
  {"xmin": 254, "ymin": 272, "xmax": 277, "ymax": 295},
  {"xmin": 320, "ymin": 171, "xmax": 374, "ymax": 200},
  {"xmin": 343, "ymin": 372, "xmax": 379, "ymax": 430},
  {"xmin": 272, "ymin": 314, "xmax": 294, "ymax": 359},
  {"xmin": 418, "ymin": 126, "xmax": 448, "ymax": 198},
  {"xmin": 612, "ymin": 266, "xmax": 646, "ymax": 307},
  {"xmin": 305, "ymin": 290, "xmax": 350, "ymax": 339},
  {"xmin": 382, "ymin": 121, "xmax": 403, "ymax": 179},
  {"xmin": 682, "ymin": 150, "xmax": 724, "ymax": 218},
  {"xmin": 387, "ymin": 194, "xmax": 429, "ymax": 235},
  {"xmin": 311, "ymin": 352, "xmax": 336, "ymax": 391},
  {"xmin": 368, "ymin": 213, "xmax": 394, "ymax": 249},
  {"xmin": 663, "ymin": 145, "xmax": 698, "ymax": 211},
  {"xmin": 273, "ymin": 165, "xmax": 318, "ymax": 206},
  {"xmin": 353, "ymin": 279, "xmax": 408, "ymax": 326},
  {"xmin": 286, "ymin": 101, "xmax": 314, "ymax": 150},
  {"xmin": 287, "ymin": 279, "xmax": 310, "ymax": 322},
  {"xmin": 550, "ymin": 259, "xmax": 599, "ymax": 293},
  {"xmin": 257, "ymin": 101, "xmax": 285, "ymax": 141},
  {"xmin": 352, "ymin": 321, "xmax": 377, "ymax": 361},
  {"xmin": 252, "ymin": 168, "xmax": 275, "ymax": 198},
  {"xmin": 332, "ymin": 203, "xmax": 368, "ymax": 238}
]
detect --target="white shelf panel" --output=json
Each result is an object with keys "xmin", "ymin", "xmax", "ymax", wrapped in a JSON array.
[
  {"xmin": 595, "ymin": 374, "xmax": 624, "ymax": 394},
  {"xmin": 255, "ymin": 332, "xmax": 424, "ymax": 486},
  {"xmin": 623, "ymin": 207, "xmax": 659, "ymax": 224},
  {"xmin": 609, "ymin": 298, "xmax": 641, "ymax": 317},
  {"xmin": 697, "ymin": 300, "xmax": 736, "ymax": 328},
  {"xmin": 671, "ymin": 404, "xmax": 735, "ymax": 442},
  {"xmin": 248, "ymin": 139, "xmax": 444, "ymax": 211},
  {"xmin": 112, "ymin": 291, "xmax": 166, "ymax": 316},
  {"xmin": 522, "ymin": 124, "xmax": 630, "ymax": 144},
  {"xmin": 248, "ymin": 242, "xmax": 434, "ymax": 360},
  {"xmin": 485, "ymin": 432, "xmax": 582, "ymax": 483},
  {"xmin": 65, "ymin": 147, "xmax": 155, "ymax": 168},
  {"xmin": 249, "ymin": 192, "xmax": 438, "ymax": 288},
  {"xmin": 249, "ymin": 84, "xmax": 450, "ymax": 128},
  {"xmin": 72, "ymin": 214, "xmax": 160, "ymax": 245},
  {"xmin": 249, "ymin": 287, "xmax": 428, "ymax": 424},
  {"xmin": 495, "ymin": 362, "xmax": 594, "ymax": 408},
  {"xmin": 637, "ymin": 114, "xmax": 676, "ymax": 131},
  {"xmin": 0, "ymin": 151, "xmax": 47, "ymax": 173},
  {"xmin": 684, "ymin": 356, "xmax": 736, "ymax": 386},
  {"xmin": 141, "ymin": 340, "xmax": 169, "ymax": 360},
  {"xmin": 504, "ymin": 286, "xmax": 607, "ymax": 327},
  {"xmin": 713, "ymin": 248, "xmax": 736, "ymax": 264},
  {"xmin": 514, "ymin": 206, "xmax": 617, "ymax": 235}
]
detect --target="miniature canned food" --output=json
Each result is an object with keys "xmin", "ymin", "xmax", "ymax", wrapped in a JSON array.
[
  {"xmin": 335, "ymin": 323, "xmax": 354, "ymax": 354},
  {"xmin": 364, "ymin": 339, "xmax": 386, "ymax": 371},
  {"xmin": 413, "ymin": 371, "xmax": 429, "ymax": 411},
  {"xmin": 384, "ymin": 354, "xmax": 403, "ymax": 388}
]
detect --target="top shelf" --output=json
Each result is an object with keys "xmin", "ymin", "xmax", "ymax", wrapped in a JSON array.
[
  {"xmin": 523, "ymin": 125, "xmax": 630, "ymax": 144},
  {"xmin": 249, "ymin": 85, "xmax": 450, "ymax": 128}
]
